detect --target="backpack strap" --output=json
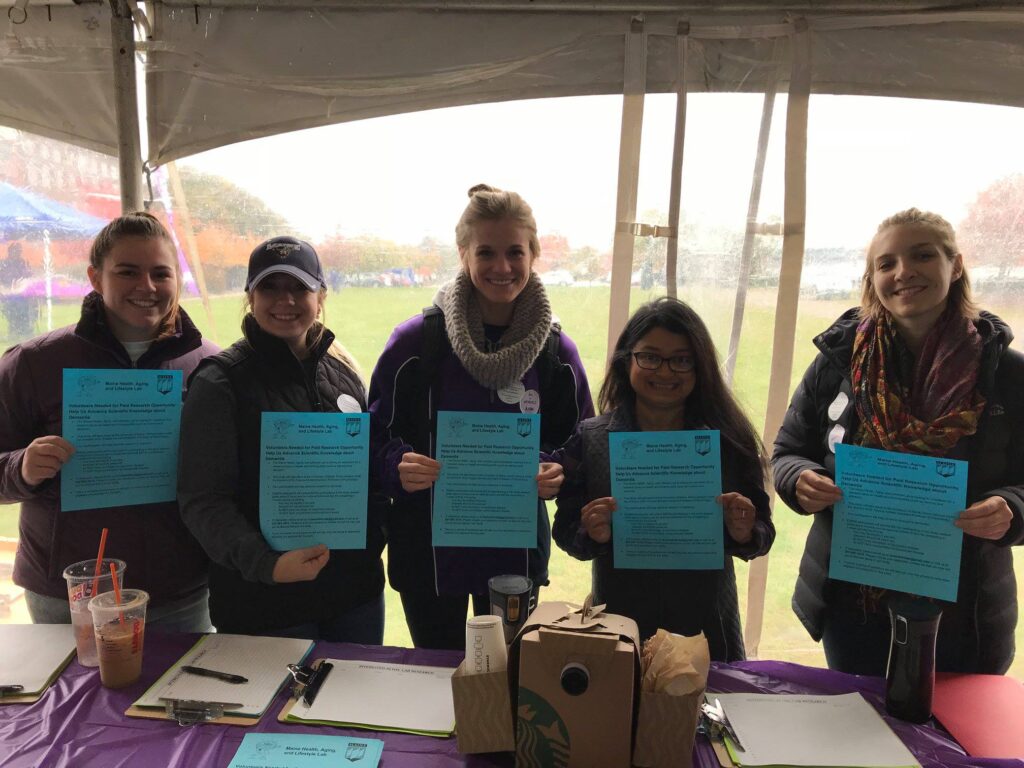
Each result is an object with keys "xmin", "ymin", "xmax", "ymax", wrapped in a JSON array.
[{"xmin": 408, "ymin": 305, "xmax": 446, "ymax": 457}]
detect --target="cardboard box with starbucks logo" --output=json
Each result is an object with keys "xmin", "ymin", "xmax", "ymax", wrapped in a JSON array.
[{"xmin": 512, "ymin": 601, "xmax": 641, "ymax": 767}]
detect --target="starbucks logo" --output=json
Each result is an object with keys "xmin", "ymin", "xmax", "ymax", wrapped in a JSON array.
[{"xmin": 517, "ymin": 687, "xmax": 570, "ymax": 767}]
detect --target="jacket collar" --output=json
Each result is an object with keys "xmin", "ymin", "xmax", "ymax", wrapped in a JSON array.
[
  {"xmin": 74, "ymin": 291, "xmax": 203, "ymax": 365},
  {"xmin": 241, "ymin": 313, "xmax": 335, "ymax": 376},
  {"xmin": 812, "ymin": 306, "xmax": 1013, "ymax": 394}
]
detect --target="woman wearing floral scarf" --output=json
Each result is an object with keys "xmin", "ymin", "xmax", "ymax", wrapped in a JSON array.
[
  {"xmin": 369, "ymin": 185, "xmax": 594, "ymax": 649},
  {"xmin": 773, "ymin": 208, "xmax": 1023, "ymax": 674}
]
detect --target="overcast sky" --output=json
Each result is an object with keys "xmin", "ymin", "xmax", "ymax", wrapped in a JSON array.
[{"xmin": 180, "ymin": 94, "xmax": 1024, "ymax": 252}]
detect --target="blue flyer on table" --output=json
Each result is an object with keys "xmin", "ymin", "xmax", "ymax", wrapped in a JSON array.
[
  {"xmin": 832, "ymin": 443, "xmax": 967, "ymax": 601},
  {"xmin": 432, "ymin": 410, "xmax": 540, "ymax": 548},
  {"xmin": 227, "ymin": 733, "xmax": 383, "ymax": 768},
  {"xmin": 61, "ymin": 368, "xmax": 182, "ymax": 512},
  {"xmin": 259, "ymin": 412, "xmax": 369, "ymax": 550},
  {"xmin": 609, "ymin": 430, "xmax": 723, "ymax": 570}
]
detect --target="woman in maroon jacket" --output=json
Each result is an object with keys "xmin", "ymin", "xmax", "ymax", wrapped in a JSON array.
[{"xmin": 0, "ymin": 212, "xmax": 217, "ymax": 631}]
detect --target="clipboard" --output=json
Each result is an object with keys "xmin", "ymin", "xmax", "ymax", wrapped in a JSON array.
[
  {"xmin": 0, "ymin": 625, "xmax": 77, "ymax": 705},
  {"xmin": 277, "ymin": 658, "xmax": 456, "ymax": 737},
  {"xmin": 1, "ymin": 687, "xmax": 60, "ymax": 706},
  {"xmin": 127, "ymin": 634, "xmax": 313, "ymax": 726},
  {"xmin": 125, "ymin": 701, "xmax": 261, "ymax": 727}
]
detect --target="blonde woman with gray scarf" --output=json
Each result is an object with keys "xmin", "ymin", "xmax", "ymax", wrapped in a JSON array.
[{"xmin": 369, "ymin": 184, "xmax": 594, "ymax": 649}]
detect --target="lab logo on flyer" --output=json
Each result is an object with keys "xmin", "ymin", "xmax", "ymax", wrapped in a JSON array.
[
  {"xmin": 77, "ymin": 376, "xmax": 101, "ymax": 396},
  {"xmin": 345, "ymin": 743, "xmax": 367, "ymax": 761},
  {"xmin": 157, "ymin": 374, "xmax": 174, "ymax": 395},
  {"xmin": 695, "ymin": 434, "xmax": 711, "ymax": 456},
  {"xmin": 621, "ymin": 439, "xmax": 641, "ymax": 460},
  {"xmin": 517, "ymin": 418, "xmax": 533, "ymax": 438},
  {"xmin": 935, "ymin": 460, "xmax": 956, "ymax": 478},
  {"xmin": 273, "ymin": 419, "xmax": 292, "ymax": 438},
  {"xmin": 345, "ymin": 417, "xmax": 362, "ymax": 437}
]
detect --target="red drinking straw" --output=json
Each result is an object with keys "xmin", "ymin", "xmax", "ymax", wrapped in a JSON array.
[
  {"xmin": 109, "ymin": 561, "xmax": 126, "ymax": 627},
  {"xmin": 91, "ymin": 527, "xmax": 109, "ymax": 596}
]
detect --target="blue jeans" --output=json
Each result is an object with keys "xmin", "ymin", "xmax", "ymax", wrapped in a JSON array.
[
  {"xmin": 25, "ymin": 587, "xmax": 213, "ymax": 633},
  {"xmin": 266, "ymin": 593, "xmax": 385, "ymax": 644}
]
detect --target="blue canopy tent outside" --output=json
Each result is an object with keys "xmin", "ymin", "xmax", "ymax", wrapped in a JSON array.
[
  {"xmin": 0, "ymin": 181, "xmax": 107, "ymax": 333},
  {"xmin": 0, "ymin": 181, "xmax": 107, "ymax": 241}
]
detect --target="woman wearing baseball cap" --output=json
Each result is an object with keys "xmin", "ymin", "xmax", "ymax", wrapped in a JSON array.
[{"xmin": 178, "ymin": 236, "xmax": 385, "ymax": 639}]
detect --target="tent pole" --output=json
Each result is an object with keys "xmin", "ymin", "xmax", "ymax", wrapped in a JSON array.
[
  {"xmin": 725, "ymin": 48, "xmax": 780, "ymax": 385},
  {"xmin": 166, "ymin": 162, "xmax": 219, "ymax": 340},
  {"xmin": 110, "ymin": 0, "xmax": 144, "ymax": 213},
  {"xmin": 744, "ymin": 20, "xmax": 811, "ymax": 660},
  {"xmin": 607, "ymin": 17, "xmax": 647, "ymax": 363},
  {"xmin": 663, "ymin": 21, "xmax": 689, "ymax": 299}
]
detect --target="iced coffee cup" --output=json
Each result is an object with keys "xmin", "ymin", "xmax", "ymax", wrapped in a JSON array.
[
  {"xmin": 62, "ymin": 558, "xmax": 126, "ymax": 667},
  {"xmin": 88, "ymin": 588, "xmax": 148, "ymax": 689}
]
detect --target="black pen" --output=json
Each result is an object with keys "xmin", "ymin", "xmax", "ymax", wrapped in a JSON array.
[
  {"xmin": 181, "ymin": 666, "xmax": 248, "ymax": 684},
  {"xmin": 0, "ymin": 685, "xmax": 25, "ymax": 696}
]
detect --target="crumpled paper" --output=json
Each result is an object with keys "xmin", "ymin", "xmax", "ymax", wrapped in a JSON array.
[{"xmin": 640, "ymin": 629, "xmax": 710, "ymax": 696}]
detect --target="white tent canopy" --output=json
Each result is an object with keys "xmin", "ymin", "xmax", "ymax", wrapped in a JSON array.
[{"xmin": 1, "ymin": 2, "xmax": 1023, "ymax": 163}]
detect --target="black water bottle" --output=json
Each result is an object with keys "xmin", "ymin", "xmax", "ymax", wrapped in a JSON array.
[{"xmin": 885, "ymin": 596, "xmax": 942, "ymax": 723}]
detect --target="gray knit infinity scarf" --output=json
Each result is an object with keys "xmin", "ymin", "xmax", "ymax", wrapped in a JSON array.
[{"xmin": 437, "ymin": 270, "xmax": 553, "ymax": 390}]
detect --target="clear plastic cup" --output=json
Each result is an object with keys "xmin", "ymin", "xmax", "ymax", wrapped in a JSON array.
[
  {"xmin": 63, "ymin": 558, "xmax": 126, "ymax": 667},
  {"xmin": 88, "ymin": 588, "xmax": 148, "ymax": 688}
]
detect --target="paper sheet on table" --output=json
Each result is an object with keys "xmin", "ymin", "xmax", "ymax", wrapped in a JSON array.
[
  {"xmin": 0, "ymin": 624, "xmax": 75, "ymax": 695},
  {"xmin": 227, "ymin": 733, "xmax": 384, "ymax": 768},
  {"xmin": 134, "ymin": 634, "xmax": 313, "ymax": 716},
  {"xmin": 710, "ymin": 692, "xmax": 919, "ymax": 767},
  {"xmin": 285, "ymin": 659, "xmax": 456, "ymax": 736}
]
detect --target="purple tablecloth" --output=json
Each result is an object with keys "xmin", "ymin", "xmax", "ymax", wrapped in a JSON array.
[{"xmin": 0, "ymin": 633, "xmax": 1018, "ymax": 767}]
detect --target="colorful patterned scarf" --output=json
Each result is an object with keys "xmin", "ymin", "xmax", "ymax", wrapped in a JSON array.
[
  {"xmin": 848, "ymin": 309, "xmax": 985, "ymax": 614},
  {"xmin": 851, "ymin": 309, "xmax": 985, "ymax": 456}
]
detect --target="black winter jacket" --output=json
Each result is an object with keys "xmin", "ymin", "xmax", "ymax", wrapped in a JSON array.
[
  {"xmin": 772, "ymin": 309, "xmax": 1024, "ymax": 673},
  {"xmin": 178, "ymin": 316, "xmax": 385, "ymax": 634},
  {"xmin": 554, "ymin": 406, "xmax": 774, "ymax": 661}
]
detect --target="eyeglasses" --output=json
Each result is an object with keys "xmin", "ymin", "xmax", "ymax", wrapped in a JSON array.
[{"xmin": 632, "ymin": 351, "xmax": 696, "ymax": 373}]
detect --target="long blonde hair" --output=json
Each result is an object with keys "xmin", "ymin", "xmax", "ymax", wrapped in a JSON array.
[
  {"xmin": 242, "ymin": 287, "xmax": 363, "ymax": 382},
  {"xmin": 860, "ymin": 208, "xmax": 978, "ymax": 321}
]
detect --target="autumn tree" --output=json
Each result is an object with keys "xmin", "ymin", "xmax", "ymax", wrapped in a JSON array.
[
  {"xmin": 958, "ymin": 173, "xmax": 1024, "ymax": 279},
  {"xmin": 177, "ymin": 168, "xmax": 289, "ymax": 237}
]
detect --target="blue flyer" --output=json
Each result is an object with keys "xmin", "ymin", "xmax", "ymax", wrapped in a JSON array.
[
  {"xmin": 609, "ymin": 430, "xmax": 723, "ymax": 570},
  {"xmin": 227, "ymin": 733, "xmax": 383, "ymax": 768},
  {"xmin": 432, "ymin": 410, "xmax": 540, "ymax": 548},
  {"xmin": 61, "ymin": 368, "xmax": 182, "ymax": 512},
  {"xmin": 832, "ymin": 443, "xmax": 967, "ymax": 601},
  {"xmin": 259, "ymin": 412, "xmax": 369, "ymax": 550}
]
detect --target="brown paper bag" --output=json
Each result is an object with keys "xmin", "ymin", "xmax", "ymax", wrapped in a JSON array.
[
  {"xmin": 632, "ymin": 630, "xmax": 709, "ymax": 768},
  {"xmin": 452, "ymin": 660, "xmax": 515, "ymax": 754},
  {"xmin": 632, "ymin": 687, "xmax": 703, "ymax": 767}
]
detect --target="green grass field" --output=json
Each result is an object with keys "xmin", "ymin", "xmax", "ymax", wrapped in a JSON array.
[{"xmin": 1, "ymin": 285, "xmax": 1021, "ymax": 678}]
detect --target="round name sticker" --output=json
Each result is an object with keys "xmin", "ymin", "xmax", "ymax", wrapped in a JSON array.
[
  {"xmin": 520, "ymin": 389, "xmax": 540, "ymax": 414},
  {"xmin": 498, "ymin": 381, "xmax": 526, "ymax": 405},
  {"xmin": 827, "ymin": 424, "xmax": 846, "ymax": 454},
  {"xmin": 336, "ymin": 394, "xmax": 361, "ymax": 413},
  {"xmin": 827, "ymin": 391, "xmax": 849, "ymax": 422}
]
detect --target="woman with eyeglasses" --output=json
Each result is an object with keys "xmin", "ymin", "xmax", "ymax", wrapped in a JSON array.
[{"xmin": 552, "ymin": 297, "xmax": 774, "ymax": 658}]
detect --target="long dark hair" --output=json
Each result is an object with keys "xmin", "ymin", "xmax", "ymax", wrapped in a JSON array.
[{"xmin": 599, "ymin": 296, "xmax": 766, "ymax": 475}]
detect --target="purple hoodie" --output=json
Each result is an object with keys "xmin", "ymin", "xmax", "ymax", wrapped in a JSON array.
[{"xmin": 368, "ymin": 310, "xmax": 594, "ymax": 595}]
